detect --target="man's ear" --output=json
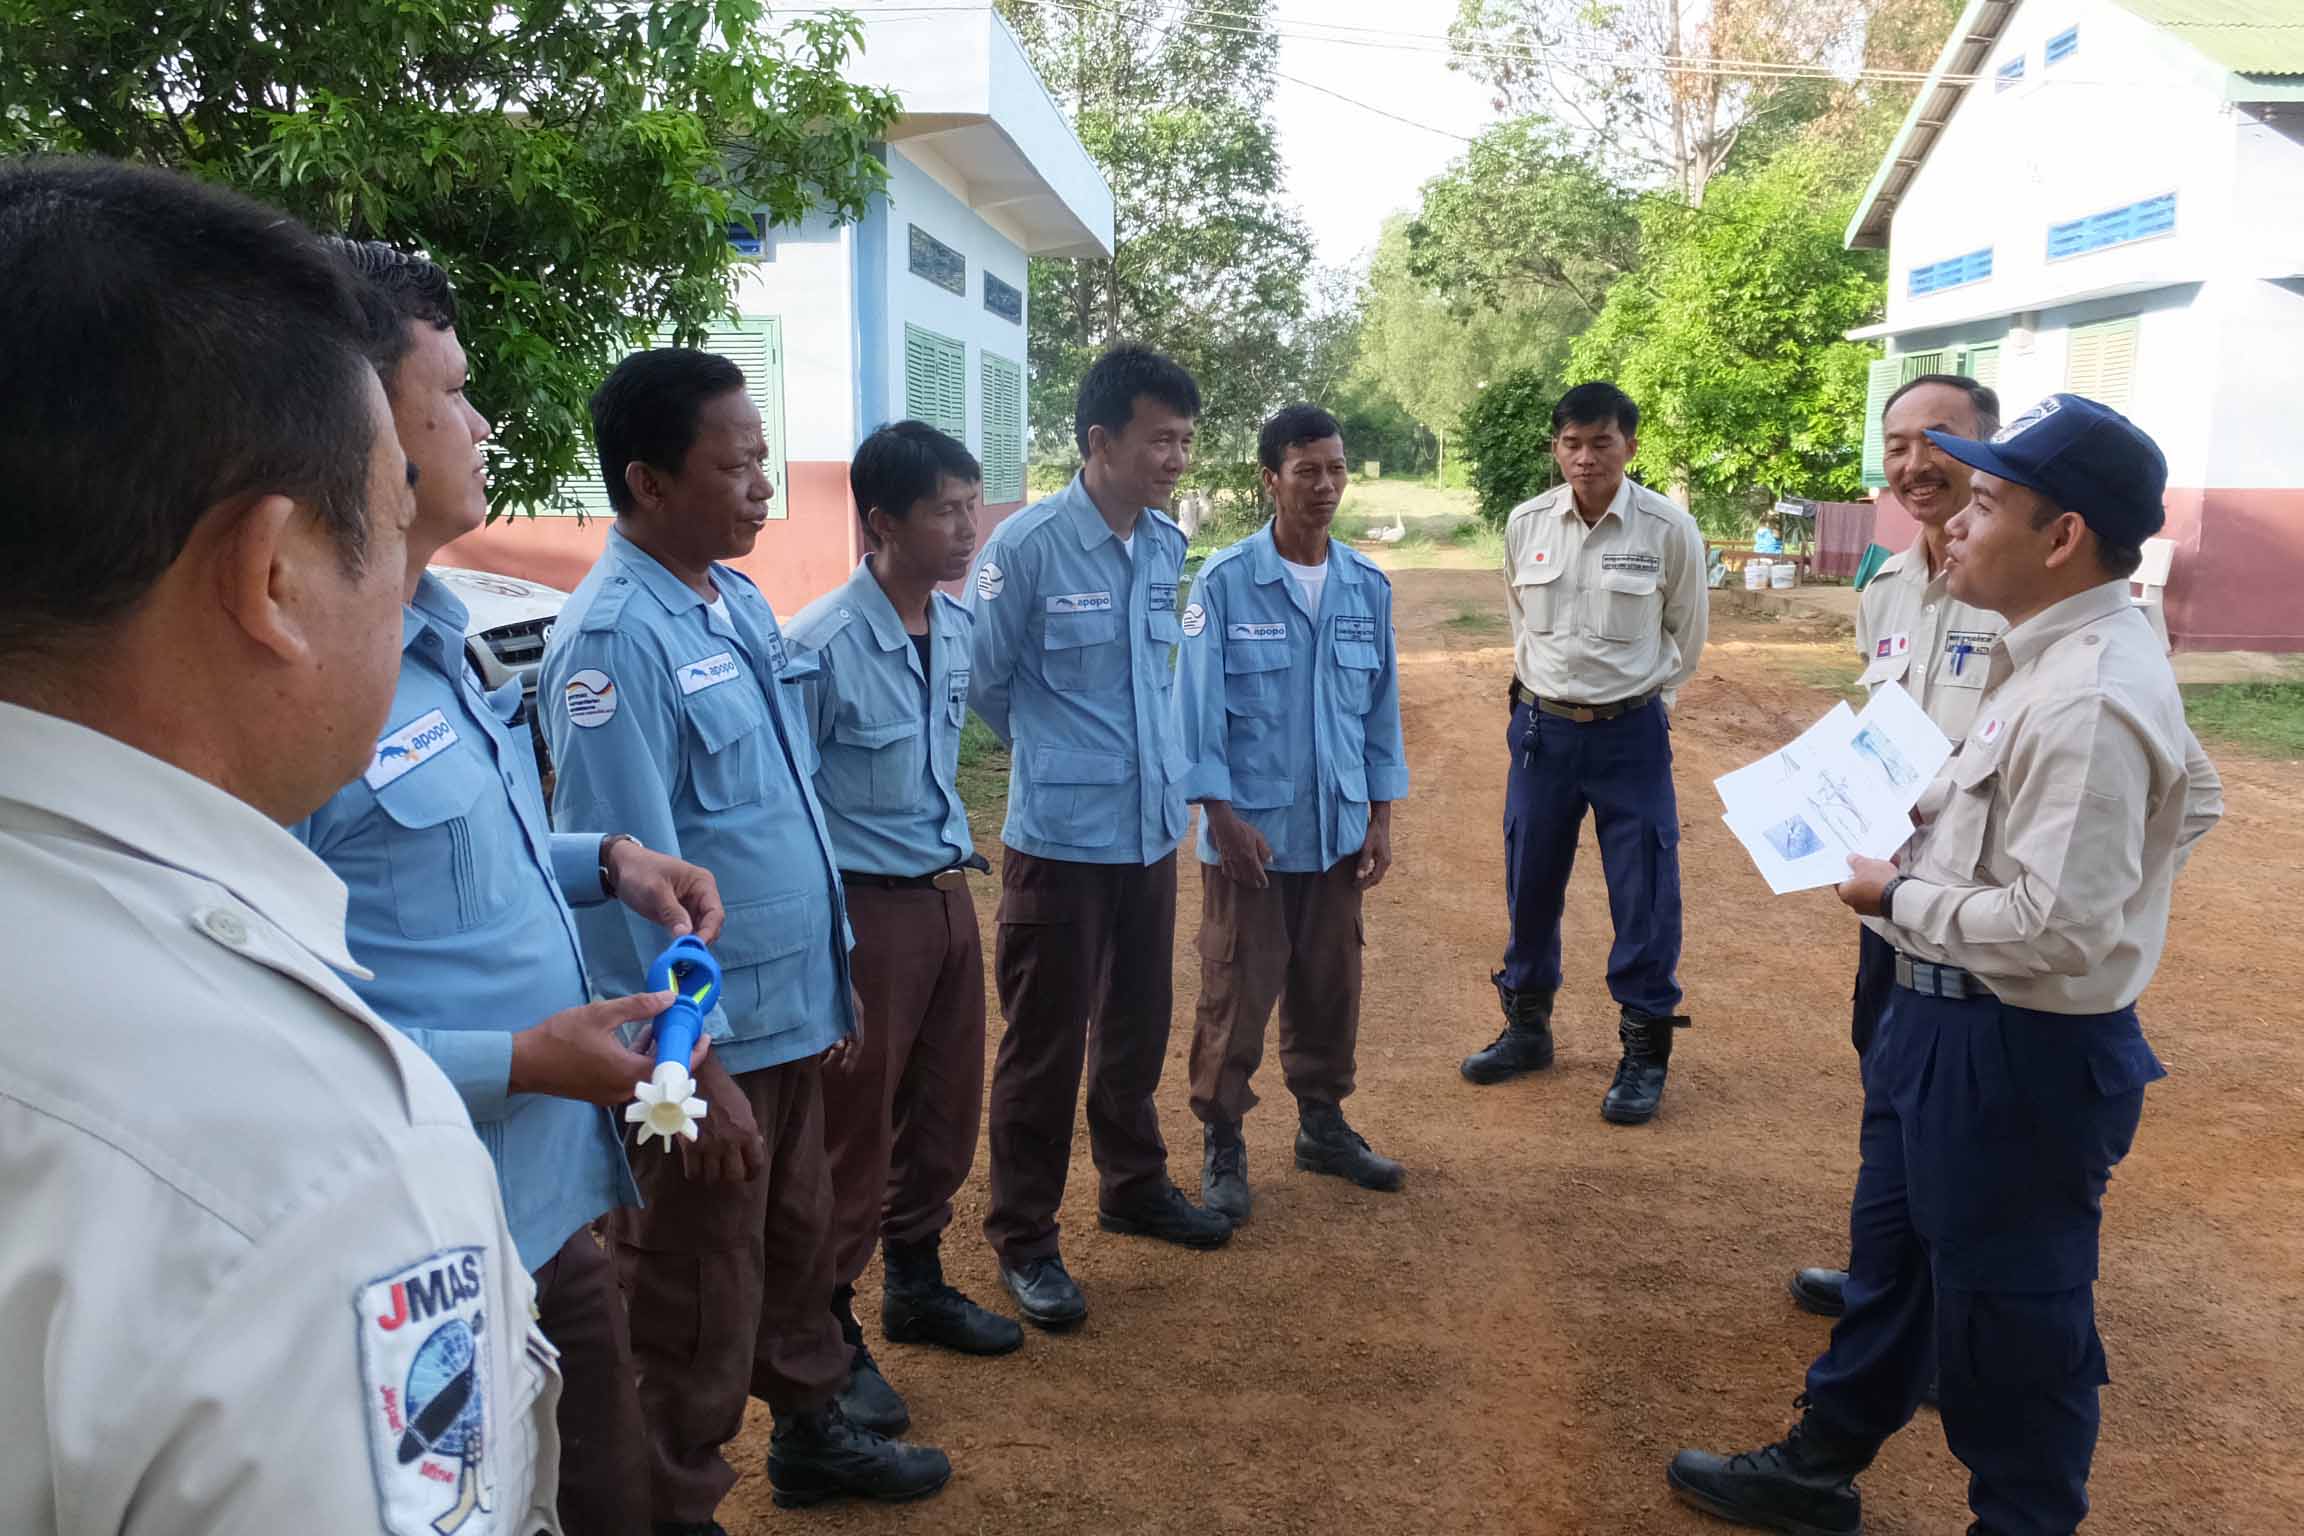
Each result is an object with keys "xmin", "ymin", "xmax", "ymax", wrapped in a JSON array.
[
  {"xmin": 214, "ymin": 494, "xmax": 313, "ymax": 664},
  {"xmin": 2042, "ymin": 510, "xmax": 2090, "ymax": 571},
  {"xmin": 1084, "ymin": 424, "xmax": 1109, "ymax": 463},
  {"xmin": 1622, "ymin": 433, "xmax": 1638, "ymax": 461},
  {"xmin": 1261, "ymin": 466, "xmax": 1280, "ymax": 501},
  {"xmin": 623, "ymin": 459, "xmax": 665, "ymax": 517}
]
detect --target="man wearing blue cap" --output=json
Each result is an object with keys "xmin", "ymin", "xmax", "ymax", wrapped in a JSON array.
[{"xmin": 1669, "ymin": 394, "xmax": 2224, "ymax": 1536}]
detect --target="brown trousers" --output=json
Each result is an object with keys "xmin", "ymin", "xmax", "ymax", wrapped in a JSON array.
[
  {"xmin": 1188, "ymin": 858, "xmax": 1364, "ymax": 1126},
  {"xmin": 824, "ymin": 880, "xmax": 987, "ymax": 1289},
  {"xmin": 984, "ymin": 849, "xmax": 1178, "ymax": 1263},
  {"xmin": 532, "ymin": 1224, "xmax": 646, "ymax": 1536},
  {"xmin": 612, "ymin": 1056, "xmax": 847, "ymax": 1524}
]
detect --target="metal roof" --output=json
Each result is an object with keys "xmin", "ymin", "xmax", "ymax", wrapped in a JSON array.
[
  {"xmin": 2111, "ymin": 0, "xmax": 2304, "ymax": 75},
  {"xmin": 1845, "ymin": 0, "xmax": 2021, "ymax": 250}
]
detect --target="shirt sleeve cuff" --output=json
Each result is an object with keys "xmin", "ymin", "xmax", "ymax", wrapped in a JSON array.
[
  {"xmin": 415, "ymin": 1029, "xmax": 516, "ymax": 1122},
  {"xmin": 553, "ymin": 833, "xmax": 610, "ymax": 906},
  {"xmin": 1181, "ymin": 764, "xmax": 1233, "ymax": 804},
  {"xmin": 1365, "ymin": 766, "xmax": 1411, "ymax": 802}
]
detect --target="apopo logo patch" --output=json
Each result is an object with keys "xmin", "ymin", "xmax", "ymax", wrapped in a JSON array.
[{"xmin": 365, "ymin": 709, "xmax": 460, "ymax": 791}]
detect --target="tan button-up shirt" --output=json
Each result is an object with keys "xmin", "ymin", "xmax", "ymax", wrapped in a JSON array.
[
  {"xmin": 1503, "ymin": 477, "xmax": 1709, "ymax": 709},
  {"xmin": 1855, "ymin": 536, "xmax": 2003, "ymax": 744},
  {"xmin": 1866, "ymin": 582, "xmax": 2225, "ymax": 1013},
  {"xmin": 0, "ymin": 704, "xmax": 561, "ymax": 1536}
]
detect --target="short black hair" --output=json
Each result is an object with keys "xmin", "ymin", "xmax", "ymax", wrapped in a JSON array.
[
  {"xmin": 589, "ymin": 348, "xmax": 749, "ymax": 515},
  {"xmin": 0, "ymin": 158, "xmax": 382, "ymax": 659},
  {"xmin": 851, "ymin": 421, "xmax": 980, "ymax": 543},
  {"xmin": 1258, "ymin": 404, "xmax": 1345, "ymax": 473},
  {"xmin": 2023, "ymin": 495, "xmax": 2145, "ymax": 579},
  {"xmin": 329, "ymin": 238, "xmax": 458, "ymax": 389},
  {"xmin": 1552, "ymin": 381, "xmax": 1639, "ymax": 437},
  {"xmin": 1883, "ymin": 372, "xmax": 2002, "ymax": 437},
  {"xmin": 1074, "ymin": 343, "xmax": 1200, "ymax": 457}
]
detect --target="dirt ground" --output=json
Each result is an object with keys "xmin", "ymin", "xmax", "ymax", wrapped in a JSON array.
[{"xmin": 721, "ymin": 569, "xmax": 2304, "ymax": 1536}]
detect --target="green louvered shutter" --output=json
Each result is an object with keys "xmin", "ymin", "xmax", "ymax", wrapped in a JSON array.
[
  {"xmin": 1860, "ymin": 355, "xmax": 1901, "ymax": 490},
  {"xmin": 981, "ymin": 352, "xmax": 1026, "ymax": 504},
  {"xmin": 1958, "ymin": 343, "xmax": 2002, "ymax": 392},
  {"xmin": 904, "ymin": 324, "xmax": 966, "ymax": 438},
  {"xmin": 555, "ymin": 317, "xmax": 787, "ymax": 518},
  {"xmin": 1898, "ymin": 349, "xmax": 1946, "ymax": 382}
]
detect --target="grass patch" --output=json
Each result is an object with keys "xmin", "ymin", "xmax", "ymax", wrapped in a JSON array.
[
  {"xmin": 1445, "ymin": 605, "xmax": 1507, "ymax": 635},
  {"xmin": 2183, "ymin": 682, "xmax": 2304, "ymax": 758},
  {"xmin": 1449, "ymin": 518, "xmax": 1506, "ymax": 567},
  {"xmin": 956, "ymin": 710, "xmax": 1012, "ymax": 837}
]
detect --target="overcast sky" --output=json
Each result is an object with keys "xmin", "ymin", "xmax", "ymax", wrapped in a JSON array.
[{"xmin": 1268, "ymin": 0, "xmax": 1504, "ymax": 273}]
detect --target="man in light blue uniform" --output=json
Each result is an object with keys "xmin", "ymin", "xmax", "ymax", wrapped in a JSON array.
[
  {"xmin": 787, "ymin": 422, "xmax": 1022, "ymax": 1426},
  {"xmin": 1173, "ymin": 406, "xmax": 1411, "ymax": 1224},
  {"xmin": 541, "ymin": 349, "xmax": 950, "ymax": 1529},
  {"xmin": 293, "ymin": 244, "xmax": 726, "ymax": 1536},
  {"xmin": 966, "ymin": 344, "xmax": 1233, "ymax": 1331}
]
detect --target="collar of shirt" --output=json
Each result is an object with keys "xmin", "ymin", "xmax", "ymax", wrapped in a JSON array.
[
  {"xmin": 1058, "ymin": 473, "xmax": 1179, "ymax": 553},
  {"xmin": 843, "ymin": 557, "xmax": 936, "ymax": 661},
  {"xmin": 0, "ymin": 702, "xmax": 368, "ymax": 976},
  {"xmin": 1998, "ymin": 579, "xmax": 2135, "ymax": 673},
  {"xmin": 606, "ymin": 522, "xmax": 728, "ymax": 618},
  {"xmin": 1545, "ymin": 475, "xmax": 1633, "ymax": 528},
  {"xmin": 1873, "ymin": 535, "xmax": 1952, "ymax": 597},
  {"xmin": 1242, "ymin": 523, "xmax": 1364, "ymax": 590}
]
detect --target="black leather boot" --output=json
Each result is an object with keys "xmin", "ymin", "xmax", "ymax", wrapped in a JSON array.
[
  {"xmin": 1294, "ymin": 1101, "xmax": 1404, "ymax": 1191},
  {"xmin": 1097, "ymin": 1181, "xmax": 1234, "ymax": 1248},
  {"xmin": 767, "ymin": 1402, "xmax": 952, "ymax": 1508},
  {"xmin": 882, "ymin": 1239, "xmax": 1023, "ymax": 1356},
  {"xmin": 1601, "ymin": 1007, "xmax": 1688, "ymax": 1124},
  {"xmin": 831, "ymin": 1286, "xmax": 909, "ymax": 1436},
  {"xmin": 1667, "ymin": 1395, "xmax": 1877, "ymax": 1536},
  {"xmin": 1202, "ymin": 1120, "xmax": 1252, "ymax": 1223},
  {"xmin": 1788, "ymin": 1267, "xmax": 1849, "ymax": 1318},
  {"xmin": 1461, "ymin": 984, "xmax": 1556, "ymax": 1083}
]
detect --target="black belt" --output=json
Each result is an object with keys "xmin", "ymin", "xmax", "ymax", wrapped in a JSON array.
[
  {"xmin": 1508, "ymin": 679, "xmax": 1659, "ymax": 723},
  {"xmin": 840, "ymin": 859, "xmax": 985, "ymax": 893},
  {"xmin": 1895, "ymin": 954, "xmax": 1996, "ymax": 1000}
]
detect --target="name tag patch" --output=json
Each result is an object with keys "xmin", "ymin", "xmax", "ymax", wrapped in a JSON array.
[
  {"xmin": 1602, "ymin": 551, "xmax": 1661, "ymax": 574},
  {"xmin": 678, "ymin": 651, "xmax": 742, "ymax": 696},
  {"xmin": 1150, "ymin": 581, "xmax": 1178, "ymax": 611},
  {"xmin": 947, "ymin": 668, "xmax": 971, "ymax": 706},
  {"xmin": 563, "ymin": 670, "xmax": 619, "ymax": 729},
  {"xmin": 1943, "ymin": 628, "xmax": 1997, "ymax": 679},
  {"xmin": 365, "ymin": 709, "xmax": 459, "ymax": 790},
  {"xmin": 1335, "ymin": 615, "xmax": 1378, "ymax": 644},
  {"xmin": 1228, "ymin": 622, "xmax": 1288, "ymax": 642},
  {"xmin": 1048, "ymin": 591, "xmax": 1114, "ymax": 615},
  {"xmin": 1875, "ymin": 633, "xmax": 1912, "ymax": 659},
  {"xmin": 358, "ymin": 1247, "xmax": 494, "ymax": 1536}
]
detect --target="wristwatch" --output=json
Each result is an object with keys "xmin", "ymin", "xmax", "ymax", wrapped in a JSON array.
[
  {"xmin": 598, "ymin": 833, "xmax": 641, "ymax": 896},
  {"xmin": 1877, "ymin": 874, "xmax": 1909, "ymax": 921}
]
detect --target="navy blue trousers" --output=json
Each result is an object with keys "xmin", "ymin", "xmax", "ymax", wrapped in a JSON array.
[
  {"xmin": 1850, "ymin": 925, "xmax": 1897, "ymax": 1056},
  {"xmin": 1805, "ymin": 985, "xmax": 2165, "ymax": 1536},
  {"xmin": 1495, "ymin": 699, "xmax": 1683, "ymax": 1017}
]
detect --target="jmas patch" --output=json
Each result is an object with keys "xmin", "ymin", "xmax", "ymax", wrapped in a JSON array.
[
  {"xmin": 1600, "ymin": 551, "xmax": 1661, "ymax": 575},
  {"xmin": 1334, "ymin": 615, "xmax": 1378, "ymax": 645},
  {"xmin": 358, "ymin": 1247, "xmax": 497, "ymax": 1535}
]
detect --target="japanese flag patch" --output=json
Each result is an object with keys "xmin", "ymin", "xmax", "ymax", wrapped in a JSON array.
[
  {"xmin": 1874, "ymin": 633, "xmax": 1911, "ymax": 659},
  {"xmin": 1530, "ymin": 549, "xmax": 1551, "ymax": 566},
  {"xmin": 1977, "ymin": 718, "xmax": 2006, "ymax": 745},
  {"xmin": 358, "ymin": 1247, "xmax": 498, "ymax": 1535}
]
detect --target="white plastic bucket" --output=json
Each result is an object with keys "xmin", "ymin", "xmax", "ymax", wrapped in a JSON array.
[
  {"xmin": 1744, "ymin": 560, "xmax": 1771, "ymax": 590},
  {"xmin": 1770, "ymin": 562, "xmax": 1797, "ymax": 589}
]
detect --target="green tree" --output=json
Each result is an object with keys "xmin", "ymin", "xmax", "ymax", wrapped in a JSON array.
[
  {"xmin": 0, "ymin": 0, "xmax": 897, "ymax": 515},
  {"xmin": 1458, "ymin": 366, "xmax": 1560, "ymax": 525},
  {"xmin": 1568, "ymin": 138, "xmax": 1885, "ymax": 506},
  {"xmin": 1406, "ymin": 117, "xmax": 1639, "ymax": 319},
  {"xmin": 995, "ymin": 0, "xmax": 1315, "ymax": 480}
]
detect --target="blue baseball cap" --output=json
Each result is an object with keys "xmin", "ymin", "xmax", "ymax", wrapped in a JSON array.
[{"xmin": 1924, "ymin": 393, "xmax": 2167, "ymax": 546}]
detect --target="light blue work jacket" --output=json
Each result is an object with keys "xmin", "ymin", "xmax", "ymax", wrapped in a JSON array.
[
  {"xmin": 784, "ymin": 559, "xmax": 976, "ymax": 877},
  {"xmin": 294, "ymin": 572, "xmax": 636, "ymax": 1271},
  {"xmin": 540, "ymin": 527, "xmax": 854, "ymax": 1074},
  {"xmin": 1172, "ymin": 525, "xmax": 1411, "ymax": 873},
  {"xmin": 963, "ymin": 475, "xmax": 1189, "ymax": 865}
]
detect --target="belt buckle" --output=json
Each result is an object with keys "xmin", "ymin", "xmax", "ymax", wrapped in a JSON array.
[
  {"xmin": 1567, "ymin": 704, "xmax": 1598, "ymax": 723},
  {"xmin": 931, "ymin": 869, "xmax": 965, "ymax": 892}
]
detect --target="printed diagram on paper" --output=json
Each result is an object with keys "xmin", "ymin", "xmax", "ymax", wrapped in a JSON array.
[{"xmin": 1713, "ymin": 683, "xmax": 1953, "ymax": 894}]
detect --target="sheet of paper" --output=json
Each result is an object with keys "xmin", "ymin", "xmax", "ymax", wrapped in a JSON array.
[{"xmin": 1715, "ymin": 684, "xmax": 1948, "ymax": 893}]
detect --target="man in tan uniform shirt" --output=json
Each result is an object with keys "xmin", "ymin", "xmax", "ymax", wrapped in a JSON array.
[
  {"xmin": 1671, "ymin": 394, "xmax": 2222, "ymax": 1536},
  {"xmin": 0, "ymin": 161, "xmax": 560, "ymax": 1533},
  {"xmin": 1461, "ymin": 382, "xmax": 1710, "ymax": 1125}
]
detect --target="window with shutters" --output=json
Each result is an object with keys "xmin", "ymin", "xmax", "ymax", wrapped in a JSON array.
[
  {"xmin": 981, "ymin": 352, "xmax": 1026, "ymax": 505},
  {"xmin": 2047, "ymin": 194, "xmax": 2176, "ymax": 260},
  {"xmin": 1997, "ymin": 56, "xmax": 2025, "ymax": 90},
  {"xmin": 2046, "ymin": 27, "xmax": 2078, "ymax": 65},
  {"xmin": 903, "ymin": 325, "xmax": 967, "ymax": 439},
  {"xmin": 1860, "ymin": 356, "xmax": 1900, "ymax": 489},
  {"xmin": 1897, "ymin": 350, "xmax": 1946, "ymax": 382},
  {"xmin": 1908, "ymin": 248, "xmax": 1993, "ymax": 297},
  {"xmin": 551, "ymin": 317, "xmax": 787, "ymax": 519},
  {"xmin": 1956, "ymin": 344, "xmax": 2002, "ymax": 393},
  {"xmin": 2064, "ymin": 317, "xmax": 2139, "ymax": 411}
]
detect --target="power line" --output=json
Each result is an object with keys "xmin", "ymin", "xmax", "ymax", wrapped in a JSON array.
[{"xmin": 1271, "ymin": 70, "xmax": 1478, "ymax": 144}]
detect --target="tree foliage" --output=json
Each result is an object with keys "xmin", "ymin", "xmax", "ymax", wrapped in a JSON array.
[
  {"xmin": 1406, "ymin": 117, "xmax": 1639, "ymax": 318},
  {"xmin": 1568, "ymin": 139, "xmax": 1885, "ymax": 503},
  {"xmin": 1448, "ymin": 0, "xmax": 1869, "ymax": 205},
  {"xmin": 995, "ymin": 0, "xmax": 1315, "ymax": 475},
  {"xmin": 1458, "ymin": 366, "xmax": 1560, "ymax": 525},
  {"xmin": 0, "ymin": 0, "xmax": 898, "ymax": 515}
]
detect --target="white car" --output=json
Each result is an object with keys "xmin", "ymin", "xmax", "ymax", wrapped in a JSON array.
[{"xmin": 431, "ymin": 566, "xmax": 569, "ymax": 727}]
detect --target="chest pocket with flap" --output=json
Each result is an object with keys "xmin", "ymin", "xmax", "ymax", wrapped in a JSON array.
[
  {"xmin": 375, "ymin": 744, "xmax": 509, "ymax": 939},
  {"xmin": 685, "ymin": 678, "xmax": 775, "ymax": 811}
]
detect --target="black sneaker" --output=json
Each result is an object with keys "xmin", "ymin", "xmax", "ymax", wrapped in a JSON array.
[
  {"xmin": 998, "ymin": 1254, "xmax": 1087, "ymax": 1329},
  {"xmin": 767, "ymin": 1402, "xmax": 951, "ymax": 1509},
  {"xmin": 835, "ymin": 1341, "xmax": 909, "ymax": 1437},
  {"xmin": 882, "ymin": 1243, "xmax": 1023, "ymax": 1356},
  {"xmin": 1097, "ymin": 1181, "xmax": 1234, "ymax": 1249},
  {"xmin": 1202, "ymin": 1121, "xmax": 1252, "ymax": 1223}
]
